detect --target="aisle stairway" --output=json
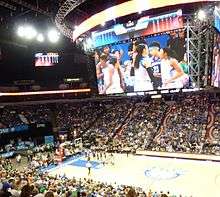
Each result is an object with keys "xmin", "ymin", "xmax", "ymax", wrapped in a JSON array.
[
  {"xmin": 206, "ymin": 102, "xmax": 220, "ymax": 143},
  {"xmin": 205, "ymin": 104, "xmax": 216, "ymax": 141},
  {"xmin": 153, "ymin": 104, "xmax": 173, "ymax": 142},
  {"xmin": 112, "ymin": 101, "xmax": 168, "ymax": 150},
  {"xmin": 114, "ymin": 105, "xmax": 135, "ymax": 138}
]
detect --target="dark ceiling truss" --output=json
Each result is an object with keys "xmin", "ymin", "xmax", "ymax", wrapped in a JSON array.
[
  {"xmin": 0, "ymin": 1, "xmax": 16, "ymax": 11},
  {"xmin": 75, "ymin": 8, "xmax": 88, "ymax": 18},
  {"xmin": 9, "ymin": 0, "xmax": 52, "ymax": 17},
  {"xmin": 0, "ymin": 0, "xmax": 53, "ymax": 18},
  {"xmin": 0, "ymin": 0, "xmax": 88, "ymax": 37},
  {"xmin": 55, "ymin": 0, "xmax": 87, "ymax": 39}
]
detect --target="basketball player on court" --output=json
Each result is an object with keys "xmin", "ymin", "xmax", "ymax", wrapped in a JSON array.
[{"xmin": 86, "ymin": 159, "xmax": 92, "ymax": 176}]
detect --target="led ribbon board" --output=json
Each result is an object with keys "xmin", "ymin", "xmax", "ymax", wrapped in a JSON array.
[
  {"xmin": 72, "ymin": 0, "xmax": 218, "ymax": 41},
  {"xmin": 91, "ymin": 10, "xmax": 183, "ymax": 48}
]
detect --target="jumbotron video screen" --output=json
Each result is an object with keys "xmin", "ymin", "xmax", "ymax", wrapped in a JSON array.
[{"xmin": 93, "ymin": 10, "xmax": 191, "ymax": 94}]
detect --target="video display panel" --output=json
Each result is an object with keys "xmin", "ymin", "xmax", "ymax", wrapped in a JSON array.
[
  {"xmin": 211, "ymin": 33, "xmax": 220, "ymax": 88},
  {"xmin": 35, "ymin": 52, "xmax": 59, "ymax": 67},
  {"xmin": 93, "ymin": 10, "xmax": 193, "ymax": 94},
  {"xmin": 95, "ymin": 32, "xmax": 190, "ymax": 94}
]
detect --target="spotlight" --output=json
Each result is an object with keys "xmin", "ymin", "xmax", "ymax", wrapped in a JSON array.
[
  {"xmin": 25, "ymin": 26, "xmax": 37, "ymax": 40},
  {"xmin": 78, "ymin": 37, "xmax": 83, "ymax": 42},
  {"xmin": 86, "ymin": 38, "xmax": 93, "ymax": 49},
  {"xmin": 177, "ymin": 9, "xmax": 182, "ymax": 16},
  {"xmin": 36, "ymin": 33, "xmax": 44, "ymax": 42},
  {"xmin": 48, "ymin": 29, "xmax": 60, "ymax": 43},
  {"xmin": 101, "ymin": 22, "xmax": 105, "ymax": 27},
  {"xmin": 138, "ymin": 9, "xmax": 143, "ymax": 14},
  {"xmin": 17, "ymin": 26, "xmax": 25, "ymax": 37},
  {"xmin": 74, "ymin": 26, "xmax": 78, "ymax": 30},
  {"xmin": 197, "ymin": 10, "xmax": 206, "ymax": 21}
]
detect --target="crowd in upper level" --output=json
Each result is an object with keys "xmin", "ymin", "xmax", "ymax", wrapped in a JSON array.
[{"xmin": 0, "ymin": 93, "xmax": 220, "ymax": 155}]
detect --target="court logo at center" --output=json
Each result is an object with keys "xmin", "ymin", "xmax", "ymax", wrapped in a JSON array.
[{"xmin": 144, "ymin": 167, "xmax": 185, "ymax": 180}]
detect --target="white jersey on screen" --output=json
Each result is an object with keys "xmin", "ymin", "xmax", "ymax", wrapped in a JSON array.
[
  {"xmin": 102, "ymin": 64, "xmax": 124, "ymax": 94},
  {"xmin": 134, "ymin": 57, "xmax": 153, "ymax": 92},
  {"xmin": 161, "ymin": 58, "xmax": 188, "ymax": 89},
  {"xmin": 213, "ymin": 53, "xmax": 220, "ymax": 87}
]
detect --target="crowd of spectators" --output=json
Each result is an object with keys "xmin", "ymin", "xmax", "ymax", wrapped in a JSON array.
[
  {"xmin": 211, "ymin": 101, "xmax": 220, "ymax": 143},
  {"xmin": 202, "ymin": 100, "xmax": 220, "ymax": 155},
  {"xmin": 111, "ymin": 101, "xmax": 168, "ymax": 152},
  {"xmin": 0, "ymin": 107, "xmax": 22, "ymax": 129},
  {"xmin": 82, "ymin": 101, "xmax": 134, "ymax": 147},
  {"xmin": 0, "ymin": 165, "xmax": 142, "ymax": 197},
  {"xmin": 0, "ymin": 139, "xmax": 34, "ymax": 154},
  {"xmin": 0, "ymin": 153, "xmax": 186, "ymax": 197},
  {"xmin": 0, "ymin": 105, "xmax": 51, "ymax": 129},
  {"xmin": 0, "ymin": 94, "xmax": 220, "ymax": 155},
  {"xmin": 56, "ymin": 102, "xmax": 105, "ymax": 133},
  {"xmin": 149, "ymin": 95, "xmax": 208, "ymax": 153},
  {"xmin": 1, "ymin": 94, "xmax": 220, "ymax": 196}
]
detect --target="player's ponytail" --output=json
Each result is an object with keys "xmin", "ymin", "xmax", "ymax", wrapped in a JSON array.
[{"xmin": 134, "ymin": 44, "xmax": 146, "ymax": 69}]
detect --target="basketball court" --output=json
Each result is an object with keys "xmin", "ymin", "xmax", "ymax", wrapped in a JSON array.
[{"xmin": 44, "ymin": 153, "xmax": 220, "ymax": 197}]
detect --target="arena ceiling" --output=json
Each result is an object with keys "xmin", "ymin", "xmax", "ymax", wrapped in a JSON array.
[
  {"xmin": 0, "ymin": 0, "xmax": 218, "ymax": 38},
  {"xmin": 0, "ymin": 0, "xmax": 125, "ymax": 26},
  {"xmin": 0, "ymin": 0, "xmax": 91, "ymax": 89},
  {"xmin": 56, "ymin": 0, "xmax": 220, "ymax": 41}
]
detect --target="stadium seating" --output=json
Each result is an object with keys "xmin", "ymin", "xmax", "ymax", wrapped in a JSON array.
[
  {"xmin": 0, "ymin": 94, "xmax": 220, "ymax": 196},
  {"xmin": 0, "ymin": 94, "xmax": 220, "ymax": 155}
]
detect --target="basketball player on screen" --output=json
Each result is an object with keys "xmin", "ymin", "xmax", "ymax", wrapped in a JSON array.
[
  {"xmin": 159, "ymin": 48, "xmax": 189, "ymax": 89},
  {"xmin": 149, "ymin": 42, "xmax": 162, "ymax": 89},
  {"xmin": 97, "ymin": 54, "xmax": 124, "ymax": 94},
  {"xmin": 128, "ymin": 39, "xmax": 147, "ymax": 77},
  {"xmin": 133, "ymin": 44, "xmax": 153, "ymax": 91},
  {"xmin": 107, "ymin": 57, "xmax": 125, "ymax": 93},
  {"xmin": 96, "ymin": 54, "xmax": 107, "ymax": 93},
  {"xmin": 95, "ymin": 49, "xmax": 105, "ymax": 92},
  {"xmin": 102, "ymin": 45, "xmax": 115, "ymax": 61},
  {"xmin": 212, "ymin": 34, "xmax": 220, "ymax": 87}
]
